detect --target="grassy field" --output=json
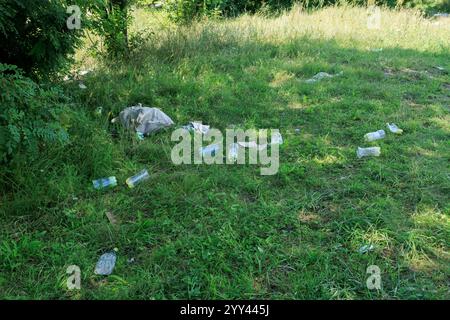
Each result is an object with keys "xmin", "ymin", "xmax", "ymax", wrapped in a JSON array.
[{"xmin": 1, "ymin": 5, "xmax": 449, "ymax": 299}]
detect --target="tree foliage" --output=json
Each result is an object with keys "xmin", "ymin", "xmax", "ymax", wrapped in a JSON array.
[
  {"xmin": 0, "ymin": 64, "xmax": 69, "ymax": 163},
  {"xmin": 164, "ymin": 0, "xmax": 449, "ymax": 22},
  {"xmin": 0, "ymin": 0, "xmax": 85, "ymax": 79}
]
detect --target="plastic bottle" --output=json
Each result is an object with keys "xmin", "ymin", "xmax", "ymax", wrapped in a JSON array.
[
  {"xmin": 199, "ymin": 144, "xmax": 219, "ymax": 157},
  {"xmin": 386, "ymin": 123, "xmax": 403, "ymax": 134},
  {"xmin": 271, "ymin": 132, "xmax": 283, "ymax": 145},
  {"xmin": 92, "ymin": 176, "xmax": 117, "ymax": 190},
  {"xmin": 357, "ymin": 147, "xmax": 381, "ymax": 158},
  {"xmin": 126, "ymin": 169, "xmax": 150, "ymax": 188},
  {"xmin": 228, "ymin": 143, "xmax": 239, "ymax": 162},
  {"xmin": 94, "ymin": 252, "xmax": 117, "ymax": 275},
  {"xmin": 364, "ymin": 130, "xmax": 386, "ymax": 142}
]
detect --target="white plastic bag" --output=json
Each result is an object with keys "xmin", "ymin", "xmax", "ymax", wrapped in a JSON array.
[{"xmin": 117, "ymin": 104, "xmax": 174, "ymax": 136}]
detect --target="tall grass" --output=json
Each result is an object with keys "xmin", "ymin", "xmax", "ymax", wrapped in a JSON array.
[{"xmin": 125, "ymin": 4, "xmax": 449, "ymax": 66}]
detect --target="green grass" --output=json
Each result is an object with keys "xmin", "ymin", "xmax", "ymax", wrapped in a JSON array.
[{"xmin": 0, "ymin": 5, "xmax": 449, "ymax": 299}]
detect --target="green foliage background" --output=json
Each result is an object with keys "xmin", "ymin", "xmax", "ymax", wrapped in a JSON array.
[
  {"xmin": 163, "ymin": 0, "xmax": 449, "ymax": 22},
  {"xmin": 0, "ymin": 64, "xmax": 69, "ymax": 164},
  {"xmin": 0, "ymin": 0, "xmax": 86, "ymax": 79}
]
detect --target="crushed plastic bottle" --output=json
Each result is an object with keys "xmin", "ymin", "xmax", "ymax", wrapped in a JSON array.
[
  {"xmin": 126, "ymin": 169, "xmax": 150, "ymax": 188},
  {"xmin": 386, "ymin": 123, "xmax": 403, "ymax": 134},
  {"xmin": 92, "ymin": 176, "xmax": 117, "ymax": 190},
  {"xmin": 305, "ymin": 71, "xmax": 343, "ymax": 83},
  {"xmin": 357, "ymin": 147, "xmax": 381, "ymax": 158},
  {"xmin": 199, "ymin": 144, "xmax": 220, "ymax": 157},
  {"xmin": 228, "ymin": 143, "xmax": 239, "ymax": 162},
  {"xmin": 271, "ymin": 132, "xmax": 283, "ymax": 145},
  {"xmin": 364, "ymin": 130, "xmax": 386, "ymax": 142},
  {"xmin": 94, "ymin": 251, "xmax": 117, "ymax": 275},
  {"xmin": 182, "ymin": 122, "xmax": 210, "ymax": 135},
  {"xmin": 237, "ymin": 141, "xmax": 267, "ymax": 150},
  {"xmin": 358, "ymin": 244, "xmax": 375, "ymax": 254}
]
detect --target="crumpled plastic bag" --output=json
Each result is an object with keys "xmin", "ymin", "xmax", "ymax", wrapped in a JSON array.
[{"xmin": 115, "ymin": 103, "xmax": 174, "ymax": 136}]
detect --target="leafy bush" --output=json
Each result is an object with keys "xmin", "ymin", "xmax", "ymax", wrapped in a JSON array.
[
  {"xmin": 165, "ymin": 0, "xmax": 224, "ymax": 22},
  {"xmin": 0, "ymin": 0, "xmax": 84, "ymax": 79},
  {"xmin": 0, "ymin": 64, "xmax": 69, "ymax": 164},
  {"xmin": 164, "ymin": 0, "xmax": 447, "ymax": 22},
  {"xmin": 90, "ymin": 0, "xmax": 136, "ymax": 58},
  {"xmin": 163, "ymin": 0, "xmax": 346, "ymax": 22},
  {"xmin": 404, "ymin": 0, "xmax": 450, "ymax": 13}
]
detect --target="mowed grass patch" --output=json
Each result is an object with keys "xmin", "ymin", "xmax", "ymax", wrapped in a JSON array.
[{"xmin": 0, "ymin": 5, "xmax": 449, "ymax": 299}]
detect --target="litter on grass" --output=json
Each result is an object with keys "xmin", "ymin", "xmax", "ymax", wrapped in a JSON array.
[
  {"xmin": 228, "ymin": 143, "xmax": 239, "ymax": 162},
  {"xmin": 357, "ymin": 147, "xmax": 381, "ymax": 158},
  {"xmin": 364, "ymin": 130, "xmax": 385, "ymax": 142},
  {"xmin": 238, "ymin": 141, "xmax": 268, "ymax": 150},
  {"xmin": 136, "ymin": 132, "xmax": 145, "ymax": 141},
  {"xmin": 78, "ymin": 69, "xmax": 92, "ymax": 76},
  {"xmin": 237, "ymin": 132, "xmax": 283, "ymax": 149},
  {"xmin": 271, "ymin": 132, "xmax": 283, "ymax": 145},
  {"xmin": 93, "ymin": 177, "xmax": 117, "ymax": 190},
  {"xmin": 94, "ymin": 252, "xmax": 117, "ymax": 275},
  {"xmin": 114, "ymin": 104, "xmax": 174, "ymax": 136},
  {"xmin": 305, "ymin": 71, "xmax": 343, "ymax": 83},
  {"xmin": 433, "ymin": 13, "xmax": 449, "ymax": 18},
  {"xmin": 386, "ymin": 123, "xmax": 403, "ymax": 134},
  {"xmin": 358, "ymin": 244, "xmax": 375, "ymax": 254},
  {"xmin": 199, "ymin": 143, "xmax": 220, "ymax": 157},
  {"xmin": 435, "ymin": 66, "xmax": 446, "ymax": 71},
  {"xmin": 182, "ymin": 122, "xmax": 210, "ymax": 135},
  {"xmin": 79, "ymin": 82, "xmax": 87, "ymax": 90},
  {"xmin": 126, "ymin": 169, "xmax": 150, "ymax": 188},
  {"xmin": 105, "ymin": 211, "xmax": 118, "ymax": 225}
]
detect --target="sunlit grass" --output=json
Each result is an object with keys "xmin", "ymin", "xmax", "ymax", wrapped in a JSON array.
[{"xmin": 1, "ymin": 4, "xmax": 449, "ymax": 299}]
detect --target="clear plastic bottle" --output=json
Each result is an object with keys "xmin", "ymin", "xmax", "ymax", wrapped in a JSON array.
[
  {"xmin": 92, "ymin": 176, "xmax": 117, "ymax": 190},
  {"xmin": 357, "ymin": 147, "xmax": 381, "ymax": 158},
  {"xmin": 271, "ymin": 132, "xmax": 283, "ymax": 145},
  {"xmin": 228, "ymin": 143, "xmax": 239, "ymax": 162},
  {"xmin": 126, "ymin": 169, "xmax": 150, "ymax": 188},
  {"xmin": 364, "ymin": 130, "xmax": 385, "ymax": 142},
  {"xmin": 199, "ymin": 144, "xmax": 219, "ymax": 157},
  {"xmin": 94, "ymin": 251, "xmax": 117, "ymax": 275},
  {"xmin": 386, "ymin": 123, "xmax": 403, "ymax": 134}
]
